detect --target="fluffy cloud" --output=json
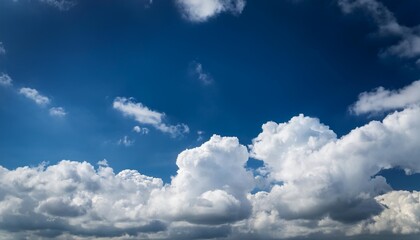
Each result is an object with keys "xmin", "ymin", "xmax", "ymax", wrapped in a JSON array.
[
  {"xmin": 19, "ymin": 87, "xmax": 51, "ymax": 106},
  {"xmin": 176, "ymin": 0, "xmax": 246, "ymax": 22},
  {"xmin": 0, "ymin": 73, "xmax": 12, "ymax": 87},
  {"xmin": 351, "ymin": 80, "xmax": 420, "ymax": 115},
  {"xmin": 113, "ymin": 97, "xmax": 189, "ymax": 137},
  {"xmin": 49, "ymin": 107, "xmax": 67, "ymax": 117},
  {"xmin": 0, "ymin": 136, "xmax": 254, "ymax": 239},
  {"xmin": 2, "ymin": 110, "xmax": 420, "ymax": 239}
]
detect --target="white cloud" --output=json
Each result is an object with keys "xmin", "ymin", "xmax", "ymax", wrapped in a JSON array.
[
  {"xmin": 113, "ymin": 97, "xmax": 189, "ymax": 137},
  {"xmin": 147, "ymin": 135, "xmax": 254, "ymax": 225},
  {"xmin": 49, "ymin": 107, "xmax": 66, "ymax": 117},
  {"xmin": 0, "ymin": 73, "xmax": 12, "ymax": 87},
  {"xmin": 38, "ymin": 0, "xmax": 76, "ymax": 11},
  {"xmin": 362, "ymin": 191, "xmax": 420, "ymax": 234},
  {"xmin": 351, "ymin": 80, "xmax": 420, "ymax": 115},
  {"xmin": 133, "ymin": 125, "xmax": 150, "ymax": 134},
  {"xmin": 118, "ymin": 135, "xmax": 134, "ymax": 147},
  {"xmin": 193, "ymin": 62, "xmax": 213, "ymax": 85},
  {"xmin": 176, "ymin": 0, "xmax": 246, "ymax": 22},
  {"xmin": 19, "ymin": 87, "xmax": 50, "ymax": 106},
  {"xmin": 0, "ymin": 42, "xmax": 5, "ymax": 55},
  {"xmin": 4, "ymin": 88, "xmax": 420, "ymax": 238},
  {"xmin": 337, "ymin": 0, "xmax": 420, "ymax": 64}
]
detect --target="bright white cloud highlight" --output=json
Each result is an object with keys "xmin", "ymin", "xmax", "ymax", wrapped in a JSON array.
[
  {"xmin": 0, "ymin": 73, "xmax": 12, "ymax": 87},
  {"xmin": 49, "ymin": 107, "xmax": 66, "ymax": 117},
  {"xmin": 19, "ymin": 87, "xmax": 50, "ymax": 106},
  {"xmin": 176, "ymin": 0, "xmax": 246, "ymax": 22},
  {"xmin": 351, "ymin": 80, "xmax": 420, "ymax": 115},
  {"xmin": 113, "ymin": 97, "xmax": 189, "ymax": 137}
]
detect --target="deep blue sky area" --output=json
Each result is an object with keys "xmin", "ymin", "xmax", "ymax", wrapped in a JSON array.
[{"xmin": 0, "ymin": 0, "xmax": 419, "ymax": 183}]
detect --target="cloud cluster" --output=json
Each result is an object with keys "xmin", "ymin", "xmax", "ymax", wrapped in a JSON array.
[
  {"xmin": 113, "ymin": 97, "xmax": 189, "ymax": 137},
  {"xmin": 337, "ymin": 0, "xmax": 420, "ymax": 65},
  {"xmin": 351, "ymin": 80, "xmax": 420, "ymax": 115},
  {"xmin": 176, "ymin": 0, "xmax": 246, "ymax": 22},
  {"xmin": 2, "ymin": 99, "xmax": 420, "ymax": 238}
]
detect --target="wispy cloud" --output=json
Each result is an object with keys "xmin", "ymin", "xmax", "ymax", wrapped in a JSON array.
[
  {"xmin": 192, "ymin": 61, "xmax": 213, "ymax": 85},
  {"xmin": 117, "ymin": 135, "xmax": 134, "ymax": 147},
  {"xmin": 337, "ymin": 0, "xmax": 420, "ymax": 65},
  {"xmin": 176, "ymin": 0, "xmax": 246, "ymax": 22},
  {"xmin": 113, "ymin": 97, "xmax": 189, "ymax": 137},
  {"xmin": 350, "ymin": 80, "xmax": 420, "ymax": 115},
  {"xmin": 0, "ymin": 73, "xmax": 12, "ymax": 87},
  {"xmin": 0, "ymin": 42, "xmax": 5, "ymax": 55},
  {"xmin": 39, "ymin": 0, "xmax": 76, "ymax": 11},
  {"xmin": 19, "ymin": 87, "xmax": 50, "ymax": 106},
  {"xmin": 49, "ymin": 107, "xmax": 67, "ymax": 117}
]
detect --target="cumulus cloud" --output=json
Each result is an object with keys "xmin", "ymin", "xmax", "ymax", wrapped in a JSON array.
[
  {"xmin": 113, "ymin": 97, "xmax": 189, "ymax": 137},
  {"xmin": 351, "ymin": 80, "xmax": 420, "ymax": 115},
  {"xmin": 176, "ymin": 0, "xmax": 246, "ymax": 22},
  {"xmin": 49, "ymin": 107, "xmax": 66, "ymax": 117},
  {"xmin": 19, "ymin": 87, "xmax": 51, "ymax": 106},
  {"xmin": 337, "ymin": 0, "xmax": 420, "ymax": 64},
  {"xmin": 0, "ymin": 73, "xmax": 12, "ymax": 87}
]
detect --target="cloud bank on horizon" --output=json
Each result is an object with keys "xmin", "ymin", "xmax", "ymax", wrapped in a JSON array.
[{"xmin": 1, "ymin": 96, "xmax": 420, "ymax": 239}]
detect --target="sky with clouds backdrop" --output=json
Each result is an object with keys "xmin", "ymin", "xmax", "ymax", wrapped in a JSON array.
[{"xmin": 1, "ymin": 0, "xmax": 420, "ymax": 239}]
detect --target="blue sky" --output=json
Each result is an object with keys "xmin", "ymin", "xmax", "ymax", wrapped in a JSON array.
[{"xmin": 1, "ymin": 0, "xmax": 420, "ymax": 239}]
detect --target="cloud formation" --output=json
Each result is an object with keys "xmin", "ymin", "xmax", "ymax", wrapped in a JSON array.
[
  {"xmin": 176, "ymin": 0, "xmax": 246, "ymax": 22},
  {"xmin": 49, "ymin": 107, "xmax": 67, "ymax": 117},
  {"xmin": 192, "ymin": 61, "xmax": 213, "ymax": 85},
  {"xmin": 117, "ymin": 135, "xmax": 135, "ymax": 147},
  {"xmin": 113, "ymin": 97, "xmax": 189, "ymax": 137},
  {"xmin": 38, "ymin": 0, "xmax": 76, "ymax": 11},
  {"xmin": 0, "ymin": 73, "xmax": 12, "ymax": 87},
  {"xmin": 351, "ymin": 80, "xmax": 420, "ymax": 115},
  {"xmin": 337, "ymin": 0, "xmax": 420, "ymax": 64},
  {"xmin": 2, "ymin": 104, "xmax": 420, "ymax": 238},
  {"xmin": 19, "ymin": 87, "xmax": 51, "ymax": 106}
]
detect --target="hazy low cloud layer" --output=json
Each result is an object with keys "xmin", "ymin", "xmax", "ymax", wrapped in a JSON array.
[{"xmin": 2, "ymin": 98, "xmax": 420, "ymax": 238}]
